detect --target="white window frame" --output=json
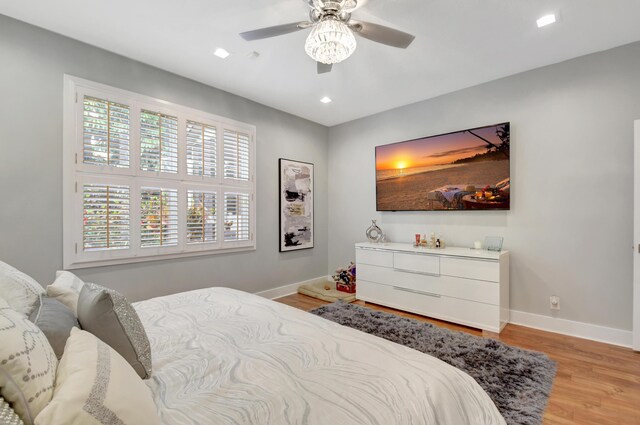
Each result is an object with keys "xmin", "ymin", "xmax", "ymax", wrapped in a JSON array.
[{"xmin": 63, "ymin": 75, "xmax": 256, "ymax": 269}]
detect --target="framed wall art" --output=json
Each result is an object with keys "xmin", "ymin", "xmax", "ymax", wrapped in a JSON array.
[{"xmin": 279, "ymin": 158, "xmax": 314, "ymax": 252}]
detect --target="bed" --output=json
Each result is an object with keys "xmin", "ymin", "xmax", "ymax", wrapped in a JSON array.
[{"xmin": 136, "ymin": 287, "xmax": 506, "ymax": 425}]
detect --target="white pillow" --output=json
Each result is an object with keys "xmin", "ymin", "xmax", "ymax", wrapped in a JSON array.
[
  {"xmin": 46, "ymin": 271, "xmax": 85, "ymax": 316},
  {"xmin": 34, "ymin": 328, "xmax": 161, "ymax": 425},
  {"xmin": 0, "ymin": 261, "xmax": 45, "ymax": 316},
  {"xmin": 0, "ymin": 301, "xmax": 57, "ymax": 425}
]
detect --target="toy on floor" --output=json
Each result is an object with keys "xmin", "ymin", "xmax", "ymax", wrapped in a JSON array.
[{"xmin": 332, "ymin": 262, "xmax": 356, "ymax": 294}]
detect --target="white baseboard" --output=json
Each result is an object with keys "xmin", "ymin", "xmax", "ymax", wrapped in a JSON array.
[
  {"xmin": 510, "ymin": 309, "xmax": 632, "ymax": 348},
  {"xmin": 255, "ymin": 276, "xmax": 330, "ymax": 300}
]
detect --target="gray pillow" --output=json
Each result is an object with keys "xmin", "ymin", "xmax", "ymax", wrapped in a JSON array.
[
  {"xmin": 77, "ymin": 283, "xmax": 152, "ymax": 379},
  {"xmin": 29, "ymin": 296, "xmax": 79, "ymax": 359}
]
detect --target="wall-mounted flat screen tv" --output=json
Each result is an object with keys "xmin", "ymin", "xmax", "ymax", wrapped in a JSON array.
[{"xmin": 376, "ymin": 122, "xmax": 510, "ymax": 211}]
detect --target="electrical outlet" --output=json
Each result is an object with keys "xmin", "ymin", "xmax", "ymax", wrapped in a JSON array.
[{"xmin": 550, "ymin": 295, "xmax": 560, "ymax": 310}]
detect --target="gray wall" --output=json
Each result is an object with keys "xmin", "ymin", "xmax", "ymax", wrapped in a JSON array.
[
  {"xmin": 328, "ymin": 42, "xmax": 640, "ymax": 331},
  {"xmin": 0, "ymin": 15, "xmax": 329, "ymax": 302}
]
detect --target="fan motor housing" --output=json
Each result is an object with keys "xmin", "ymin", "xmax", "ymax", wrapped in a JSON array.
[{"xmin": 308, "ymin": 0, "xmax": 355, "ymax": 23}]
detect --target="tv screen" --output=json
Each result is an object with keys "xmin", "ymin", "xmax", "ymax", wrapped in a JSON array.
[{"xmin": 375, "ymin": 122, "xmax": 510, "ymax": 211}]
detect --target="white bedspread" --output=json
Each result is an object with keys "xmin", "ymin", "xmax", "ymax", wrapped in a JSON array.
[{"xmin": 135, "ymin": 288, "xmax": 505, "ymax": 425}]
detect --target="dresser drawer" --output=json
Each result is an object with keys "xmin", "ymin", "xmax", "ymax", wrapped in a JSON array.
[
  {"xmin": 357, "ymin": 264, "xmax": 499, "ymax": 305},
  {"xmin": 356, "ymin": 280, "xmax": 501, "ymax": 332},
  {"xmin": 440, "ymin": 256, "xmax": 499, "ymax": 282},
  {"xmin": 356, "ymin": 248, "xmax": 393, "ymax": 267},
  {"xmin": 393, "ymin": 252, "xmax": 440, "ymax": 275}
]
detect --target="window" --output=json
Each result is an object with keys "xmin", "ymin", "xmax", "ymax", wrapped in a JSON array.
[
  {"xmin": 223, "ymin": 130, "xmax": 250, "ymax": 181},
  {"xmin": 186, "ymin": 121, "xmax": 217, "ymax": 177},
  {"xmin": 140, "ymin": 187, "xmax": 179, "ymax": 247},
  {"xmin": 64, "ymin": 76, "xmax": 256, "ymax": 268},
  {"xmin": 224, "ymin": 192, "xmax": 250, "ymax": 242},
  {"xmin": 83, "ymin": 96, "xmax": 130, "ymax": 168},
  {"xmin": 140, "ymin": 110, "xmax": 178, "ymax": 173},
  {"xmin": 83, "ymin": 184, "xmax": 130, "ymax": 250},
  {"xmin": 187, "ymin": 190, "xmax": 217, "ymax": 244}
]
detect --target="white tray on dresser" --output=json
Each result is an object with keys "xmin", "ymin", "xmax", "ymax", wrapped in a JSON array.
[{"xmin": 355, "ymin": 242, "xmax": 510, "ymax": 333}]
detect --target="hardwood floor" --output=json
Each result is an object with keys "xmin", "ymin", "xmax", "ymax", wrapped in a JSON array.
[{"xmin": 275, "ymin": 294, "xmax": 640, "ymax": 425}]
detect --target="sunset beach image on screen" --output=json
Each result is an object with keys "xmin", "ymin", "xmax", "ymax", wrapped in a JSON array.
[{"xmin": 375, "ymin": 123, "xmax": 510, "ymax": 211}]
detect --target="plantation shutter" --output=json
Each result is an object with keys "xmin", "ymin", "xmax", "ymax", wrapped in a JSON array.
[
  {"xmin": 186, "ymin": 190, "xmax": 217, "ymax": 243},
  {"xmin": 83, "ymin": 184, "xmax": 130, "ymax": 250},
  {"xmin": 223, "ymin": 130, "xmax": 250, "ymax": 181},
  {"xmin": 83, "ymin": 96, "xmax": 130, "ymax": 168},
  {"xmin": 224, "ymin": 192, "xmax": 250, "ymax": 241},
  {"xmin": 140, "ymin": 110, "xmax": 178, "ymax": 173},
  {"xmin": 186, "ymin": 121, "xmax": 217, "ymax": 177},
  {"xmin": 140, "ymin": 187, "xmax": 178, "ymax": 247},
  {"xmin": 67, "ymin": 78, "xmax": 257, "ymax": 268}
]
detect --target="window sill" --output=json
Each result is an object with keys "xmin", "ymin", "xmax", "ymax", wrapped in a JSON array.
[{"xmin": 64, "ymin": 245, "xmax": 256, "ymax": 270}]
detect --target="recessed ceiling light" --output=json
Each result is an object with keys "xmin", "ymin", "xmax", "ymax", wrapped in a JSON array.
[
  {"xmin": 320, "ymin": 96, "xmax": 332, "ymax": 104},
  {"xmin": 214, "ymin": 48, "xmax": 230, "ymax": 59},
  {"xmin": 537, "ymin": 14, "xmax": 556, "ymax": 28}
]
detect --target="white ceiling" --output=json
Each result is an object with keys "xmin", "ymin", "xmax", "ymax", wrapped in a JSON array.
[{"xmin": 2, "ymin": 0, "xmax": 640, "ymax": 126}]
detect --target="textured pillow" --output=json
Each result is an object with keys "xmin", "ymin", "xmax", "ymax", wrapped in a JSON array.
[
  {"xmin": 0, "ymin": 303, "xmax": 57, "ymax": 425},
  {"xmin": 34, "ymin": 329, "xmax": 160, "ymax": 425},
  {"xmin": 0, "ymin": 261, "xmax": 45, "ymax": 316},
  {"xmin": 0, "ymin": 396, "xmax": 24, "ymax": 425},
  {"xmin": 29, "ymin": 296, "xmax": 80, "ymax": 359},
  {"xmin": 77, "ymin": 283, "xmax": 151, "ymax": 379},
  {"xmin": 45, "ymin": 271, "xmax": 85, "ymax": 316}
]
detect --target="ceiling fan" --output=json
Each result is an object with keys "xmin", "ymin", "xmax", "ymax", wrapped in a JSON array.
[{"xmin": 240, "ymin": 0, "xmax": 415, "ymax": 74}]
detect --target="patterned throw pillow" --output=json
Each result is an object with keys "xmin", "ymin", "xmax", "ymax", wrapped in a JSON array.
[
  {"xmin": 45, "ymin": 271, "xmax": 85, "ymax": 316},
  {"xmin": 0, "ymin": 396, "xmax": 24, "ymax": 425},
  {"xmin": 0, "ymin": 261, "xmax": 45, "ymax": 316},
  {"xmin": 0, "ymin": 302, "xmax": 57, "ymax": 425},
  {"xmin": 77, "ymin": 283, "xmax": 152, "ymax": 379},
  {"xmin": 33, "ymin": 329, "xmax": 161, "ymax": 425}
]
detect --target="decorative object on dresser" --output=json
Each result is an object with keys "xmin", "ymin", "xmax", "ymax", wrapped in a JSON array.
[
  {"xmin": 365, "ymin": 219, "xmax": 384, "ymax": 243},
  {"xmin": 311, "ymin": 302, "xmax": 555, "ymax": 425},
  {"xmin": 279, "ymin": 158, "xmax": 314, "ymax": 251},
  {"xmin": 485, "ymin": 236, "xmax": 504, "ymax": 252},
  {"xmin": 355, "ymin": 242, "xmax": 509, "ymax": 333}
]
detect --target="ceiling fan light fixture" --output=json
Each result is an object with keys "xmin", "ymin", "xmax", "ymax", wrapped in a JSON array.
[{"xmin": 305, "ymin": 18, "xmax": 356, "ymax": 64}]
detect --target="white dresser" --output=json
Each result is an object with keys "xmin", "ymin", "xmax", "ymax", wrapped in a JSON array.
[{"xmin": 355, "ymin": 242, "xmax": 509, "ymax": 333}]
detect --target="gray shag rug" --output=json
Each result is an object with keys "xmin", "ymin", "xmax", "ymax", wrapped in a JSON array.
[{"xmin": 311, "ymin": 301, "xmax": 556, "ymax": 425}]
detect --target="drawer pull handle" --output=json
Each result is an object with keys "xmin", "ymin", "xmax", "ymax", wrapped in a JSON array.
[
  {"xmin": 393, "ymin": 286, "xmax": 441, "ymax": 298},
  {"xmin": 392, "ymin": 267, "xmax": 440, "ymax": 277}
]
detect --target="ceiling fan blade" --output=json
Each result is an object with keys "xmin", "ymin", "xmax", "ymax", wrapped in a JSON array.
[
  {"xmin": 349, "ymin": 21, "xmax": 415, "ymax": 48},
  {"xmin": 240, "ymin": 22, "xmax": 309, "ymax": 41},
  {"xmin": 317, "ymin": 62, "xmax": 333, "ymax": 74}
]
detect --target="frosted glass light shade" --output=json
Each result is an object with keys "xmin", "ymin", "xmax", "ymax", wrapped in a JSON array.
[{"xmin": 305, "ymin": 18, "xmax": 357, "ymax": 64}]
